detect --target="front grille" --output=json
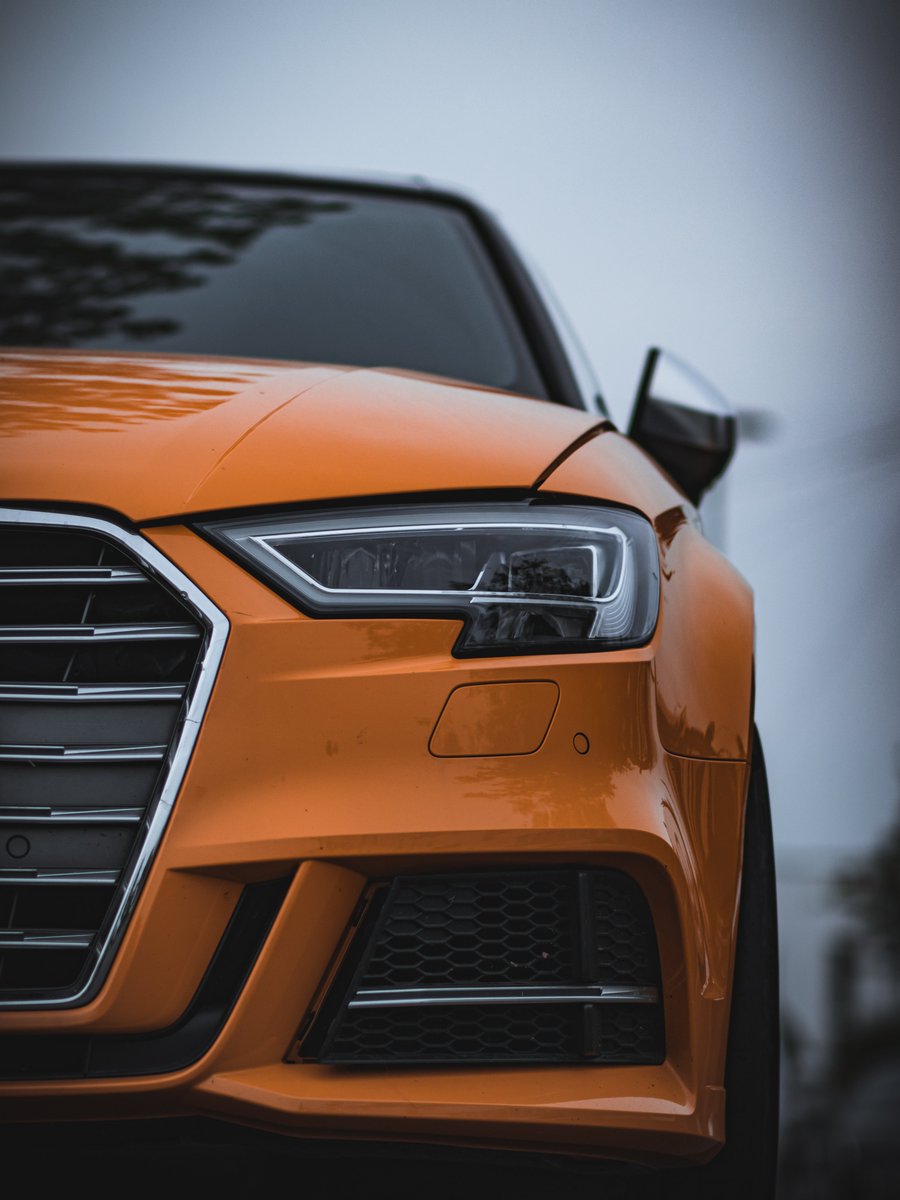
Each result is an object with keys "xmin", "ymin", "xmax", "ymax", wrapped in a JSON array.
[
  {"xmin": 0, "ymin": 511, "xmax": 226, "ymax": 1007},
  {"xmin": 0, "ymin": 876, "xmax": 291, "ymax": 1079},
  {"xmin": 299, "ymin": 868, "xmax": 665, "ymax": 1065}
]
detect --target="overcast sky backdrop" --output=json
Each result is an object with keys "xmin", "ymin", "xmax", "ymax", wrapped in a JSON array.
[{"xmin": 3, "ymin": 0, "xmax": 899, "ymax": 1056}]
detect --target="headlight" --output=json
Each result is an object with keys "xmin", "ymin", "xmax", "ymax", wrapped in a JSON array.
[{"xmin": 200, "ymin": 501, "xmax": 659, "ymax": 656}]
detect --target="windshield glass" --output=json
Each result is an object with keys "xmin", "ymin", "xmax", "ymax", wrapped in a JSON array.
[{"xmin": 0, "ymin": 169, "xmax": 547, "ymax": 398}]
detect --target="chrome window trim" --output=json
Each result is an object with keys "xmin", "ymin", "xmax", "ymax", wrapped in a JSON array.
[
  {"xmin": 0, "ymin": 506, "xmax": 229, "ymax": 1010},
  {"xmin": 519, "ymin": 249, "xmax": 607, "ymax": 416}
]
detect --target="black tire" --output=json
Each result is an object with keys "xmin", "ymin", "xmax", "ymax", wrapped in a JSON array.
[{"xmin": 686, "ymin": 726, "xmax": 780, "ymax": 1199}]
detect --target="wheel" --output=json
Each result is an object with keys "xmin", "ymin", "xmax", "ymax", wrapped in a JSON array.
[{"xmin": 688, "ymin": 726, "xmax": 781, "ymax": 1198}]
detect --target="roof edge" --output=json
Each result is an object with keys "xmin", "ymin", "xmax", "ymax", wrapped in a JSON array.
[{"xmin": 0, "ymin": 158, "xmax": 485, "ymax": 210}]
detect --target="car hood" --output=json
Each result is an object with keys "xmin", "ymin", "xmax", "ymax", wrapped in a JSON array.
[{"xmin": 0, "ymin": 350, "xmax": 600, "ymax": 523}]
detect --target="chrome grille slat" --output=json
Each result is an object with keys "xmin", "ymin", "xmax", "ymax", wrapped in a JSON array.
[
  {"xmin": 0, "ymin": 931, "xmax": 95, "ymax": 950},
  {"xmin": 0, "ymin": 806, "xmax": 144, "ymax": 824},
  {"xmin": 0, "ymin": 683, "xmax": 186, "ymax": 702},
  {"xmin": 0, "ymin": 567, "xmax": 145, "ymax": 586},
  {"xmin": 0, "ymin": 744, "xmax": 167, "ymax": 763},
  {"xmin": 0, "ymin": 622, "xmax": 200, "ymax": 643},
  {"xmin": 0, "ymin": 868, "xmax": 120, "ymax": 885},
  {"xmin": 0, "ymin": 508, "xmax": 228, "ymax": 1008}
]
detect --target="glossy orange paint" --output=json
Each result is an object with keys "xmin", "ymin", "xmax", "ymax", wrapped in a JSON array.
[
  {"xmin": 0, "ymin": 351, "xmax": 755, "ymax": 1168},
  {"xmin": 429, "ymin": 680, "xmax": 560, "ymax": 756},
  {"xmin": 540, "ymin": 428, "xmax": 754, "ymax": 760},
  {"xmin": 0, "ymin": 350, "xmax": 599, "ymax": 520}
]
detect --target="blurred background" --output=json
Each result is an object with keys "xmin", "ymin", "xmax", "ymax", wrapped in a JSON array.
[{"xmin": 2, "ymin": 1, "xmax": 898, "ymax": 1192}]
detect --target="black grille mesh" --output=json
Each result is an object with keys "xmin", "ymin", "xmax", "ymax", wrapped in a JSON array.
[
  {"xmin": 598, "ymin": 1004, "xmax": 665, "ymax": 1062},
  {"xmin": 301, "ymin": 868, "xmax": 664, "ymax": 1066},
  {"xmin": 326, "ymin": 1003, "xmax": 578, "ymax": 1063},
  {"xmin": 0, "ymin": 522, "xmax": 204, "ymax": 1000},
  {"xmin": 593, "ymin": 872, "xmax": 661, "ymax": 984},
  {"xmin": 360, "ymin": 874, "xmax": 576, "ymax": 986}
]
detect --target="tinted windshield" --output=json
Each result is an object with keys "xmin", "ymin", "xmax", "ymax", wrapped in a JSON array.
[{"xmin": 0, "ymin": 169, "xmax": 547, "ymax": 398}]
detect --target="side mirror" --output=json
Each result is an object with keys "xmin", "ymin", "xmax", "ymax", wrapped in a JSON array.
[{"xmin": 628, "ymin": 348, "xmax": 736, "ymax": 505}]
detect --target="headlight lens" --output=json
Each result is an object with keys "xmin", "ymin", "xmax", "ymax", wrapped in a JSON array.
[{"xmin": 200, "ymin": 501, "xmax": 659, "ymax": 656}]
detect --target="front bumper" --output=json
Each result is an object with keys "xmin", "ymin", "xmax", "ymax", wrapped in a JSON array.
[{"xmin": 0, "ymin": 523, "xmax": 750, "ymax": 1168}]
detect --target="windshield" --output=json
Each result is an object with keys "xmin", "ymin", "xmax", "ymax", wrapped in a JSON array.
[{"xmin": 0, "ymin": 169, "xmax": 547, "ymax": 398}]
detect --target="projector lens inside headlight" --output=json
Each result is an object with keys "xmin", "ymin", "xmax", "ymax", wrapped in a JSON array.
[{"xmin": 200, "ymin": 502, "xmax": 659, "ymax": 655}]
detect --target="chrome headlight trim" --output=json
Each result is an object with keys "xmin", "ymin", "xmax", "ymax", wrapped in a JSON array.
[{"xmin": 201, "ymin": 500, "xmax": 659, "ymax": 656}]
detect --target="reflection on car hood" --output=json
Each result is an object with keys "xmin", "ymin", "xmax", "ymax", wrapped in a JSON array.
[{"xmin": 0, "ymin": 350, "xmax": 599, "ymax": 522}]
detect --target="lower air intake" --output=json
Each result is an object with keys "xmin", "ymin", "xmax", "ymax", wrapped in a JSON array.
[{"xmin": 298, "ymin": 868, "xmax": 665, "ymax": 1066}]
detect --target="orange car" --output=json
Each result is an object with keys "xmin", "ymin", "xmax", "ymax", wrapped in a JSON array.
[{"xmin": 0, "ymin": 164, "xmax": 778, "ymax": 1194}]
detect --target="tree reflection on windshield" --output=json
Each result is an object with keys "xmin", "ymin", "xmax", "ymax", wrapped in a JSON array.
[{"xmin": 0, "ymin": 170, "xmax": 346, "ymax": 347}]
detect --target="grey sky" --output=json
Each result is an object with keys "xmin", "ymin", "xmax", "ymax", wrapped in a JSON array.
[{"xmin": 2, "ymin": 1, "xmax": 898, "ymax": 878}]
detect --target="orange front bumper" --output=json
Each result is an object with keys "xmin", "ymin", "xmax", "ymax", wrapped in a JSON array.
[{"xmin": 0, "ymin": 523, "xmax": 750, "ymax": 1168}]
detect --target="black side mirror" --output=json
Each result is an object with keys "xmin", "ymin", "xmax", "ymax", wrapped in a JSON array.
[{"xmin": 628, "ymin": 348, "xmax": 736, "ymax": 505}]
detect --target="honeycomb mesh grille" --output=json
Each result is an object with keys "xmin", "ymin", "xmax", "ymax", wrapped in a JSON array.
[
  {"xmin": 593, "ymin": 871, "xmax": 661, "ymax": 984},
  {"xmin": 300, "ymin": 868, "xmax": 664, "ymax": 1066},
  {"xmin": 326, "ymin": 1004, "xmax": 578, "ymax": 1063},
  {"xmin": 599, "ymin": 1004, "xmax": 665, "ymax": 1062},
  {"xmin": 360, "ymin": 873, "xmax": 577, "ymax": 987}
]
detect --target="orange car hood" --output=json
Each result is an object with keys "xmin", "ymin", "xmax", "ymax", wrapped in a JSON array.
[{"xmin": 0, "ymin": 351, "xmax": 599, "ymax": 522}]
